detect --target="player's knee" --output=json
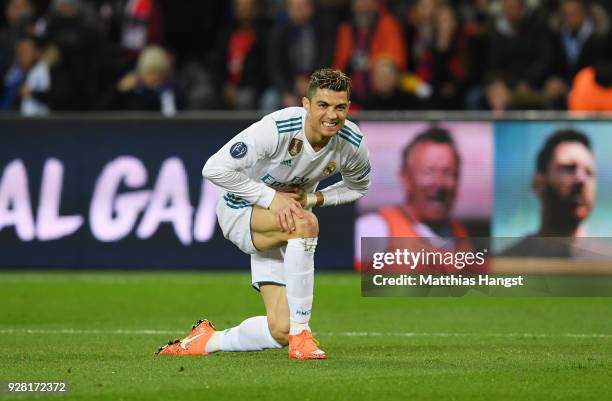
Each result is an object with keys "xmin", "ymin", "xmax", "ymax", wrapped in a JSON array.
[
  {"xmin": 267, "ymin": 316, "xmax": 289, "ymax": 346},
  {"xmin": 294, "ymin": 211, "xmax": 319, "ymax": 237}
]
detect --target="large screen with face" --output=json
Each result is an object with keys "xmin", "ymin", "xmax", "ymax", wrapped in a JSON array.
[{"xmin": 355, "ymin": 120, "xmax": 612, "ymax": 266}]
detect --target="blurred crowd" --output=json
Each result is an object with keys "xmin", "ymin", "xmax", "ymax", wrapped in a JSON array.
[{"xmin": 1, "ymin": 0, "xmax": 611, "ymax": 116}]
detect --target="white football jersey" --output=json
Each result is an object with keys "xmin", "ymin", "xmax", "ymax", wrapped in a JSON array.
[{"xmin": 202, "ymin": 107, "xmax": 371, "ymax": 208}]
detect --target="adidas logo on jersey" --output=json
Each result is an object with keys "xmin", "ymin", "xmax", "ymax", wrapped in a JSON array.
[{"xmin": 280, "ymin": 159, "xmax": 292, "ymax": 167}]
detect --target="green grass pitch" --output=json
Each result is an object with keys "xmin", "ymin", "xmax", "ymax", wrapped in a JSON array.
[{"xmin": 1, "ymin": 271, "xmax": 611, "ymax": 401}]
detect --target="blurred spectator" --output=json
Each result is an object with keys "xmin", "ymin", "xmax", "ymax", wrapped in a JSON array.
[
  {"xmin": 550, "ymin": 0, "xmax": 610, "ymax": 82},
  {"xmin": 460, "ymin": 0, "xmax": 495, "ymax": 93},
  {"xmin": 120, "ymin": 0, "xmax": 162, "ymax": 57},
  {"xmin": 483, "ymin": 73, "xmax": 511, "ymax": 112},
  {"xmin": 487, "ymin": 0, "xmax": 551, "ymax": 100},
  {"xmin": 1, "ymin": 34, "xmax": 49, "ymax": 112},
  {"xmin": 157, "ymin": 1, "xmax": 227, "ymax": 69},
  {"xmin": 17, "ymin": 34, "xmax": 50, "ymax": 115},
  {"xmin": 156, "ymin": 2, "xmax": 228, "ymax": 109},
  {"xmin": 403, "ymin": 0, "xmax": 436, "ymax": 80},
  {"xmin": 465, "ymin": 0, "xmax": 552, "ymax": 109},
  {"xmin": 3, "ymin": 0, "xmax": 611, "ymax": 113},
  {"xmin": 94, "ymin": 0, "xmax": 126, "ymax": 44},
  {"xmin": 426, "ymin": 3, "xmax": 467, "ymax": 109},
  {"xmin": 175, "ymin": 59, "xmax": 216, "ymax": 110},
  {"xmin": 100, "ymin": 45, "xmax": 176, "ymax": 115},
  {"xmin": 89, "ymin": 1, "xmax": 134, "ymax": 109},
  {"xmin": 398, "ymin": 0, "xmax": 468, "ymax": 108},
  {"xmin": 43, "ymin": 0, "xmax": 100, "ymax": 110},
  {"xmin": 545, "ymin": 0, "xmax": 610, "ymax": 108},
  {"xmin": 211, "ymin": 0, "xmax": 268, "ymax": 109},
  {"xmin": 363, "ymin": 57, "xmax": 419, "ymax": 110},
  {"xmin": 0, "ymin": 53, "xmax": 23, "ymax": 110},
  {"xmin": 0, "ymin": 0, "xmax": 36, "ymax": 79},
  {"xmin": 568, "ymin": 61, "xmax": 612, "ymax": 111},
  {"xmin": 480, "ymin": 71, "xmax": 550, "ymax": 111},
  {"xmin": 262, "ymin": 0, "xmax": 335, "ymax": 110},
  {"xmin": 333, "ymin": 0, "xmax": 406, "ymax": 107}
]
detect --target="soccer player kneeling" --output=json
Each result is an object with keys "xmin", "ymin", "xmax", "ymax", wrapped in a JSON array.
[{"xmin": 157, "ymin": 68, "xmax": 371, "ymax": 359}]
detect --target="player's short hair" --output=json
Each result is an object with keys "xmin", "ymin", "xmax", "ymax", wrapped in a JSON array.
[
  {"xmin": 307, "ymin": 68, "xmax": 351, "ymax": 99},
  {"xmin": 401, "ymin": 127, "xmax": 460, "ymax": 172},
  {"xmin": 536, "ymin": 128, "xmax": 592, "ymax": 173}
]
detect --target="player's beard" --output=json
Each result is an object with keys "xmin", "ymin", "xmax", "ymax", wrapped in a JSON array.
[
  {"xmin": 543, "ymin": 182, "xmax": 591, "ymax": 229},
  {"xmin": 411, "ymin": 187, "xmax": 454, "ymax": 229}
]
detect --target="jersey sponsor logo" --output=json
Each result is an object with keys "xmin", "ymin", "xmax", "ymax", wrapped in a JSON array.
[
  {"xmin": 280, "ymin": 159, "xmax": 292, "ymax": 167},
  {"xmin": 290, "ymin": 176, "xmax": 309, "ymax": 186},
  {"xmin": 288, "ymin": 138, "xmax": 303, "ymax": 156},
  {"xmin": 323, "ymin": 160, "xmax": 337, "ymax": 176},
  {"xmin": 261, "ymin": 173, "xmax": 284, "ymax": 188},
  {"xmin": 261, "ymin": 173, "xmax": 309, "ymax": 190},
  {"xmin": 229, "ymin": 142, "xmax": 248, "ymax": 159}
]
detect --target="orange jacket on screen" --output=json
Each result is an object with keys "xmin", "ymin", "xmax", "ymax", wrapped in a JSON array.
[
  {"xmin": 355, "ymin": 206, "xmax": 474, "ymax": 272},
  {"xmin": 379, "ymin": 206, "xmax": 480, "ymax": 273},
  {"xmin": 568, "ymin": 67, "xmax": 612, "ymax": 111},
  {"xmin": 333, "ymin": 12, "xmax": 407, "ymax": 72},
  {"xmin": 379, "ymin": 206, "xmax": 468, "ymax": 240}
]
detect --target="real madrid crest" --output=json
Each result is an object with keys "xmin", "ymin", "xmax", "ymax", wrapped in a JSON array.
[
  {"xmin": 288, "ymin": 138, "xmax": 303, "ymax": 157},
  {"xmin": 324, "ymin": 160, "xmax": 337, "ymax": 176}
]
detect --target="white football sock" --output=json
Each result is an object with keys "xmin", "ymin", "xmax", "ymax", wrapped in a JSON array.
[
  {"xmin": 205, "ymin": 316, "xmax": 281, "ymax": 353},
  {"xmin": 285, "ymin": 237, "xmax": 317, "ymax": 335}
]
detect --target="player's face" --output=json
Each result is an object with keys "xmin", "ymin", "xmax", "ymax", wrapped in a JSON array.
[
  {"xmin": 540, "ymin": 141, "xmax": 596, "ymax": 223},
  {"xmin": 402, "ymin": 142, "xmax": 459, "ymax": 224},
  {"xmin": 303, "ymin": 88, "xmax": 350, "ymax": 139}
]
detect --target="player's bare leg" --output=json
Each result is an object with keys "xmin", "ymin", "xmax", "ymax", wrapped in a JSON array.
[
  {"xmin": 252, "ymin": 206, "xmax": 327, "ymax": 359},
  {"xmin": 158, "ymin": 204, "xmax": 324, "ymax": 358},
  {"xmin": 259, "ymin": 283, "xmax": 290, "ymax": 346}
]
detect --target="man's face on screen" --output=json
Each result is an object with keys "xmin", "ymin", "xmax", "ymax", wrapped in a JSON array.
[
  {"xmin": 402, "ymin": 141, "xmax": 459, "ymax": 224},
  {"xmin": 542, "ymin": 141, "xmax": 596, "ymax": 223}
]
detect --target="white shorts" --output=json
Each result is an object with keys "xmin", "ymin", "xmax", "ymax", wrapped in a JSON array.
[{"xmin": 216, "ymin": 193, "xmax": 287, "ymax": 290}]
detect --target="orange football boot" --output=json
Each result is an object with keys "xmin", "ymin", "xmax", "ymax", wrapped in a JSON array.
[
  {"xmin": 156, "ymin": 319, "xmax": 216, "ymax": 355},
  {"xmin": 288, "ymin": 330, "xmax": 327, "ymax": 359}
]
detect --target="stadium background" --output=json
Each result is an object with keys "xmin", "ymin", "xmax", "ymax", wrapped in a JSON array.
[
  {"xmin": 1, "ymin": 0, "xmax": 612, "ymax": 114},
  {"xmin": 4, "ymin": 115, "xmax": 612, "ymax": 269}
]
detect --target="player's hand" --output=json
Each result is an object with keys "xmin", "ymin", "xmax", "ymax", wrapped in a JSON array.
[
  {"xmin": 269, "ymin": 192, "xmax": 303, "ymax": 232},
  {"xmin": 286, "ymin": 186, "xmax": 307, "ymax": 207}
]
